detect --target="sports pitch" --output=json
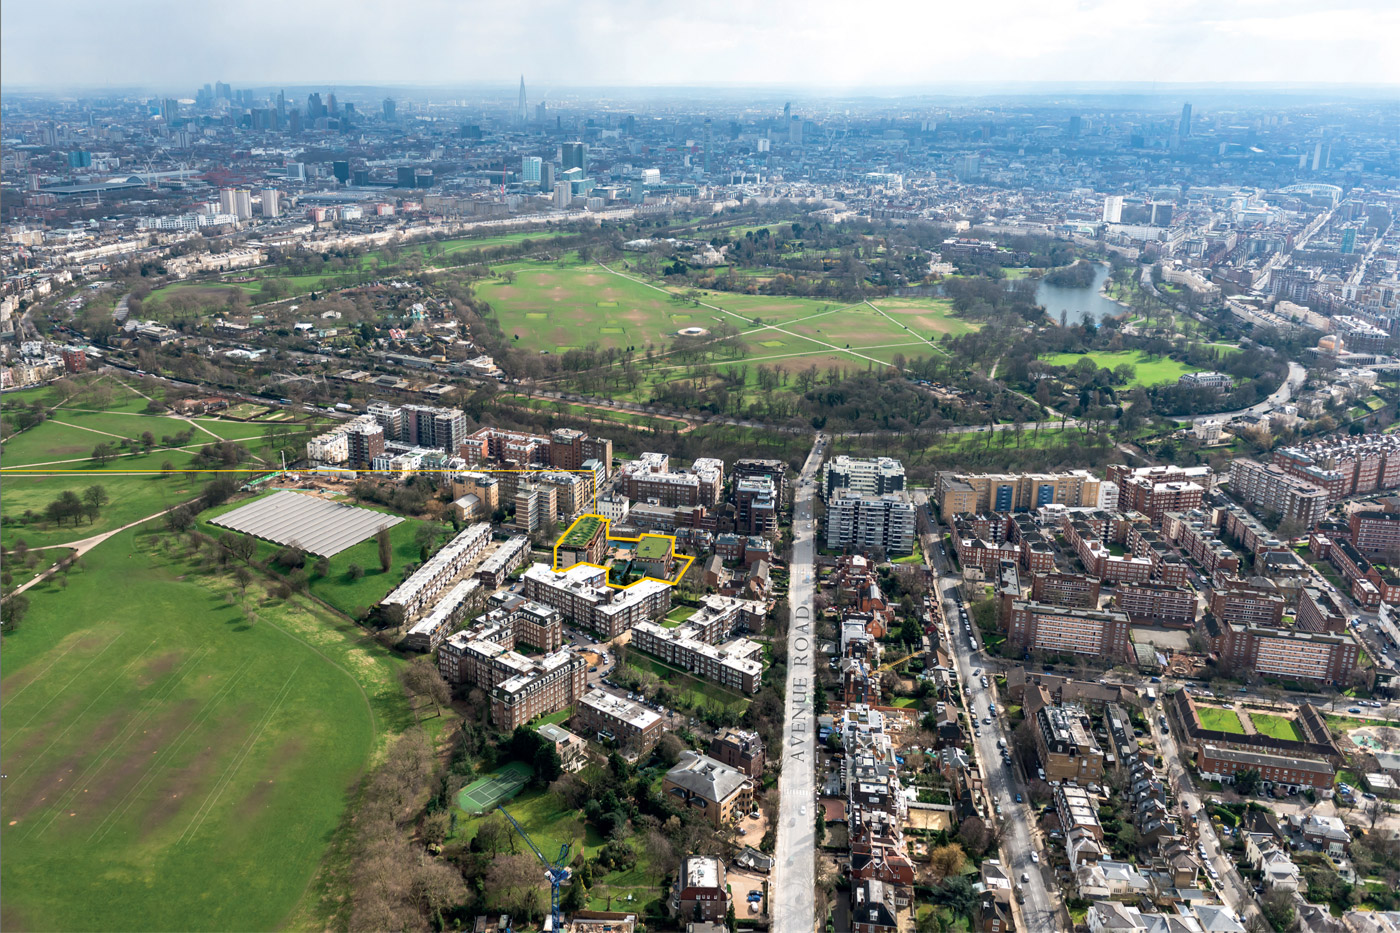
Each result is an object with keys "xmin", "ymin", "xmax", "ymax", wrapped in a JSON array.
[{"xmin": 456, "ymin": 761, "xmax": 532, "ymax": 814}]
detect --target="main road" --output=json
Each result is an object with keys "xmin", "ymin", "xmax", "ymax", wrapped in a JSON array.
[
  {"xmin": 914, "ymin": 492, "xmax": 1061, "ymax": 932},
  {"xmin": 771, "ymin": 433, "xmax": 826, "ymax": 933}
]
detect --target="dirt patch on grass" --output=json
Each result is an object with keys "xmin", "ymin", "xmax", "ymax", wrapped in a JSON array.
[
  {"xmin": 237, "ymin": 736, "xmax": 306, "ymax": 820},
  {"xmin": 139, "ymin": 651, "xmax": 185, "ymax": 686},
  {"xmin": 78, "ymin": 699, "xmax": 200, "ymax": 819}
]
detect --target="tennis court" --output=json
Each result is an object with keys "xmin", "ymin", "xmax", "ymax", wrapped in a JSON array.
[{"xmin": 456, "ymin": 761, "xmax": 533, "ymax": 814}]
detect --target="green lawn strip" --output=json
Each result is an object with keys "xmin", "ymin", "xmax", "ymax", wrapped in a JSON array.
[
  {"xmin": 455, "ymin": 786, "xmax": 604, "ymax": 862},
  {"xmin": 2, "ymin": 546, "xmax": 73, "ymax": 590},
  {"xmin": 1196, "ymin": 707, "xmax": 1246, "ymax": 733},
  {"xmin": 0, "ymin": 420, "xmax": 130, "ymax": 466},
  {"xmin": 623, "ymin": 651, "xmax": 750, "ymax": 714},
  {"xmin": 1039, "ymin": 350, "xmax": 1203, "ymax": 386},
  {"xmin": 1248, "ymin": 712, "xmax": 1305, "ymax": 742},
  {"xmin": 1, "ymin": 448, "xmax": 209, "ymax": 549},
  {"xmin": 0, "ymin": 524, "xmax": 411, "ymax": 932}
]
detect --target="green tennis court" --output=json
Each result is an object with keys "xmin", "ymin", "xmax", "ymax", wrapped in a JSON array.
[{"xmin": 456, "ymin": 761, "xmax": 533, "ymax": 814}]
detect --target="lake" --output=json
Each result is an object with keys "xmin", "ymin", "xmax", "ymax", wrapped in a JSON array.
[{"xmin": 1035, "ymin": 262, "xmax": 1126, "ymax": 326}]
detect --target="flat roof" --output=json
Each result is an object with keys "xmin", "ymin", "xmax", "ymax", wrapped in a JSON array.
[{"xmin": 209, "ymin": 490, "xmax": 404, "ymax": 557}]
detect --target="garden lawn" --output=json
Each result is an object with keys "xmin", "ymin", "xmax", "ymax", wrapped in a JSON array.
[
  {"xmin": 624, "ymin": 652, "xmax": 750, "ymax": 715},
  {"xmin": 0, "ymin": 525, "xmax": 408, "ymax": 932},
  {"xmin": 455, "ymin": 786, "xmax": 604, "ymax": 863},
  {"xmin": 1249, "ymin": 713, "xmax": 1305, "ymax": 743},
  {"xmin": 1196, "ymin": 707, "xmax": 1246, "ymax": 734},
  {"xmin": 1039, "ymin": 350, "xmax": 1203, "ymax": 386}
]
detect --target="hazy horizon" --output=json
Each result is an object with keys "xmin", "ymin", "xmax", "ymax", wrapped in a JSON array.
[{"xmin": 4, "ymin": 0, "xmax": 1398, "ymax": 94}]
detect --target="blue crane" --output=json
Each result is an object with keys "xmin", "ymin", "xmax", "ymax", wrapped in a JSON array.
[{"xmin": 497, "ymin": 805, "xmax": 573, "ymax": 931}]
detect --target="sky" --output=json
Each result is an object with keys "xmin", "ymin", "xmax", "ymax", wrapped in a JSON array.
[{"xmin": 3, "ymin": 0, "xmax": 1398, "ymax": 93}]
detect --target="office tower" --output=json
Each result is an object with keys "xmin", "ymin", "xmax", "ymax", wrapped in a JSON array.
[
  {"xmin": 383, "ymin": 97, "xmax": 396, "ymax": 122},
  {"xmin": 261, "ymin": 188, "xmax": 280, "ymax": 218},
  {"xmin": 554, "ymin": 182, "xmax": 573, "ymax": 209},
  {"xmin": 783, "ymin": 102, "xmax": 791, "ymax": 125},
  {"xmin": 953, "ymin": 153, "xmax": 980, "ymax": 180},
  {"xmin": 161, "ymin": 98, "xmax": 179, "ymax": 124},
  {"xmin": 214, "ymin": 80, "xmax": 231, "ymax": 100},
  {"xmin": 276, "ymin": 90, "xmax": 286, "ymax": 127},
  {"xmin": 1179, "ymin": 102, "xmax": 1192, "ymax": 138},
  {"xmin": 562, "ymin": 141, "xmax": 586, "ymax": 172},
  {"xmin": 535, "ymin": 102, "xmax": 547, "ymax": 124},
  {"xmin": 288, "ymin": 109, "xmax": 301, "ymax": 134},
  {"xmin": 352, "ymin": 169, "xmax": 369, "ymax": 186},
  {"xmin": 67, "ymin": 150, "xmax": 91, "ymax": 169},
  {"xmin": 1150, "ymin": 202, "xmax": 1174, "ymax": 226},
  {"xmin": 397, "ymin": 166, "xmax": 416, "ymax": 188},
  {"xmin": 327, "ymin": 92, "xmax": 338, "ymax": 115},
  {"xmin": 1102, "ymin": 195, "xmax": 1123, "ymax": 223},
  {"xmin": 540, "ymin": 161, "xmax": 555, "ymax": 193},
  {"xmin": 1068, "ymin": 114, "xmax": 1082, "ymax": 138},
  {"xmin": 307, "ymin": 92, "xmax": 323, "ymax": 119},
  {"xmin": 518, "ymin": 75, "xmax": 528, "ymax": 123},
  {"xmin": 788, "ymin": 115, "xmax": 802, "ymax": 145},
  {"xmin": 521, "ymin": 156, "xmax": 542, "ymax": 185},
  {"xmin": 703, "ymin": 119, "xmax": 712, "ymax": 174},
  {"xmin": 332, "ymin": 160, "xmax": 350, "ymax": 184}
]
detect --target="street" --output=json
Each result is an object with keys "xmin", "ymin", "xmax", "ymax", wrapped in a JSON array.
[
  {"xmin": 771, "ymin": 433, "xmax": 825, "ymax": 933},
  {"xmin": 916, "ymin": 494, "xmax": 1061, "ymax": 931}
]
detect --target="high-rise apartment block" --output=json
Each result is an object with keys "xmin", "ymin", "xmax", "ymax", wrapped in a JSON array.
[
  {"xmin": 823, "ymin": 456, "xmax": 905, "ymax": 500},
  {"xmin": 826, "ymin": 491, "xmax": 916, "ymax": 555},
  {"xmin": 521, "ymin": 156, "xmax": 542, "ymax": 184},
  {"xmin": 1005, "ymin": 600, "xmax": 1132, "ymax": 661}
]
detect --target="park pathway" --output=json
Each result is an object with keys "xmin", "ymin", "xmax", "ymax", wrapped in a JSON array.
[{"xmin": 7, "ymin": 505, "xmax": 187, "ymax": 597}]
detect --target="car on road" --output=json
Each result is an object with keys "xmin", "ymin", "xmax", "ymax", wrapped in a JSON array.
[
  {"xmin": 983, "ymin": 717, "xmax": 992, "ymax": 725},
  {"xmin": 1030, "ymin": 852, "xmax": 1039, "ymax": 863},
  {"xmin": 1021, "ymin": 873, "xmax": 1029, "ymax": 884},
  {"xmin": 1349, "ymin": 707, "xmax": 1363, "ymax": 714},
  {"xmin": 1015, "ymin": 793, "xmax": 1023, "ymax": 803}
]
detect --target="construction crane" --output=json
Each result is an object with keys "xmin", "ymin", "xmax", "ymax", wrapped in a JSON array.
[{"xmin": 498, "ymin": 805, "xmax": 572, "ymax": 932}]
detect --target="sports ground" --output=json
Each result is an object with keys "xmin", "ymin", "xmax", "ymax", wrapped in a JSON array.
[
  {"xmin": 456, "ymin": 761, "xmax": 533, "ymax": 814},
  {"xmin": 475, "ymin": 260, "xmax": 976, "ymax": 377}
]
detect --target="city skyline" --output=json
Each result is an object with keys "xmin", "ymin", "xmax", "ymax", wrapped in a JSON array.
[{"xmin": 4, "ymin": 0, "xmax": 1399, "ymax": 91}]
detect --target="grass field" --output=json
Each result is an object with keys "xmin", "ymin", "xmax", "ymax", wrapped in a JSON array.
[
  {"xmin": 0, "ymin": 524, "xmax": 410, "ymax": 931},
  {"xmin": 1196, "ymin": 707, "xmax": 1246, "ymax": 734},
  {"xmin": 1249, "ymin": 712, "xmax": 1305, "ymax": 742},
  {"xmin": 1040, "ymin": 350, "xmax": 1203, "ymax": 386}
]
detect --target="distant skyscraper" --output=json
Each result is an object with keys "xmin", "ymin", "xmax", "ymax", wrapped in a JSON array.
[
  {"xmin": 521, "ymin": 156, "xmax": 542, "ymax": 184},
  {"xmin": 562, "ymin": 141, "xmax": 586, "ymax": 172},
  {"xmin": 161, "ymin": 98, "xmax": 179, "ymax": 124},
  {"xmin": 276, "ymin": 90, "xmax": 286, "ymax": 128},
  {"xmin": 214, "ymin": 81, "xmax": 231, "ymax": 100},
  {"xmin": 332, "ymin": 160, "xmax": 350, "ymax": 184},
  {"xmin": 540, "ymin": 161, "xmax": 555, "ymax": 193},
  {"xmin": 1179, "ymin": 102, "xmax": 1193, "ymax": 138},
  {"xmin": 233, "ymin": 189, "xmax": 253, "ymax": 221},
  {"xmin": 535, "ymin": 102, "xmax": 546, "ymax": 123},
  {"xmin": 219, "ymin": 187, "xmax": 237, "ymax": 216},
  {"xmin": 783, "ymin": 101, "xmax": 791, "ymax": 125},
  {"xmin": 518, "ymin": 75, "xmax": 528, "ymax": 123},
  {"xmin": 288, "ymin": 109, "xmax": 302, "ymax": 134},
  {"xmin": 703, "ymin": 119, "xmax": 712, "ymax": 174},
  {"xmin": 327, "ymin": 93, "xmax": 338, "ymax": 116},
  {"xmin": 1068, "ymin": 114, "xmax": 1082, "ymax": 138},
  {"xmin": 953, "ymin": 154, "xmax": 979, "ymax": 180},
  {"xmin": 261, "ymin": 188, "xmax": 280, "ymax": 218},
  {"xmin": 554, "ymin": 181, "xmax": 573, "ymax": 210},
  {"xmin": 383, "ymin": 97, "xmax": 396, "ymax": 122},
  {"xmin": 307, "ymin": 92, "xmax": 323, "ymax": 120},
  {"xmin": 1102, "ymin": 195, "xmax": 1123, "ymax": 223},
  {"xmin": 788, "ymin": 116, "xmax": 802, "ymax": 146},
  {"xmin": 67, "ymin": 150, "xmax": 91, "ymax": 169}
]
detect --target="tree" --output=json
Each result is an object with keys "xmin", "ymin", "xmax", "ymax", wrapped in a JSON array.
[
  {"xmin": 91, "ymin": 443, "xmax": 117, "ymax": 466},
  {"xmin": 348, "ymin": 563, "xmax": 365, "ymax": 580},
  {"xmin": 1259, "ymin": 887, "xmax": 1296, "ymax": 932},
  {"xmin": 401, "ymin": 657, "xmax": 451, "ymax": 719},
  {"xmin": 1, "ymin": 594, "xmax": 30, "ymax": 632},
  {"xmin": 160, "ymin": 460, "xmax": 175, "ymax": 479},
  {"xmin": 82, "ymin": 485, "xmax": 109, "ymax": 522},
  {"xmin": 377, "ymin": 526, "xmax": 393, "ymax": 573},
  {"xmin": 1235, "ymin": 768, "xmax": 1262, "ymax": 796},
  {"xmin": 929, "ymin": 843, "xmax": 967, "ymax": 881}
]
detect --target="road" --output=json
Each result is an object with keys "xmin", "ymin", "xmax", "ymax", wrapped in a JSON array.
[
  {"xmin": 1158, "ymin": 701, "xmax": 1262, "ymax": 926},
  {"xmin": 1192, "ymin": 360, "xmax": 1306, "ymax": 425},
  {"xmin": 771, "ymin": 433, "xmax": 825, "ymax": 933},
  {"xmin": 914, "ymin": 493, "xmax": 1060, "ymax": 931}
]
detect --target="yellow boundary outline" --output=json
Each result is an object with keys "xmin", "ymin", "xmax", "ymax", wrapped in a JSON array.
[{"xmin": 551, "ymin": 513, "xmax": 694, "ymax": 591}]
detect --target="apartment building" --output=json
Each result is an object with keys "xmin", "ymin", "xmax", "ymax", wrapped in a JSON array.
[
  {"xmin": 403, "ymin": 578, "xmax": 483, "ymax": 651},
  {"xmin": 575, "ymin": 688, "xmax": 666, "ymax": 753},
  {"xmin": 1060, "ymin": 514, "xmax": 1154, "ymax": 584},
  {"xmin": 823, "ymin": 456, "xmax": 906, "ymax": 500},
  {"xmin": 1196, "ymin": 745, "xmax": 1335, "ymax": 791},
  {"xmin": 521, "ymin": 562, "xmax": 672, "ymax": 637},
  {"xmin": 1209, "ymin": 620, "xmax": 1360, "ymax": 684},
  {"xmin": 622, "ymin": 452, "xmax": 723, "ymax": 507},
  {"xmin": 1221, "ymin": 504, "xmax": 1292, "ymax": 560},
  {"xmin": 380, "ymin": 523, "xmax": 491, "ymax": 618},
  {"xmin": 1349, "ymin": 498, "xmax": 1400, "ymax": 558},
  {"xmin": 1209, "ymin": 582, "xmax": 1287, "ymax": 627},
  {"xmin": 514, "ymin": 483, "xmax": 559, "ymax": 535},
  {"xmin": 556, "ymin": 515, "xmax": 608, "ymax": 569},
  {"xmin": 1273, "ymin": 434, "xmax": 1400, "ymax": 503},
  {"xmin": 367, "ymin": 402, "xmax": 468, "ymax": 453},
  {"xmin": 1005, "ymin": 600, "xmax": 1133, "ymax": 661},
  {"xmin": 1034, "ymin": 703, "xmax": 1107, "ymax": 783},
  {"xmin": 630, "ymin": 621, "xmax": 763, "ymax": 694},
  {"xmin": 1115, "ymin": 474, "xmax": 1206, "ymax": 523},
  {"xmin": 826, "ymin": 491, "xmax": 916, "ymax": 555},
  {"xmin": 1029, "ymin": 572, "xmax": 1102, "ymax": 609},
  {"xmin": 1228, "ymin": 459, "xmax": 1330, "ymax": 529},
  {"xmin": 1113, "ymin": 582, "xmax": 1197, "ymax": 628},
  {"xmin": 732, "ymin": 458, "xmax": 787, "ymax": 506},
  {"xmin": 663, "ymin": 752, "xmax": 752, "ymax": 827},
  {"xmin": 461, "ymin": 425, "xmax": 612, "ymax": 474},
  {"xmin": 1162, "ymin": 510, "xmax": 1242, "ymax": 577},
  {"xmin": 937, "ymin": 468, "xmax": 1112, "ymax": 515},
  {"xmin": 475, "ymin": 535, "xmax": 530, "ymax": 588},
  {"xmin": 436, "ymin": 596, "xmax": 564, "ymax": 683},
  {"xmin": 1298, "ymin": 586, "xmax": 1348, "ymax": 634},
  {"xmin": 734, "ymin": 476, "xmax": 779, "ymax": 537},
  {"xmin": 708, "ymin": 729, "xmax": 765, "ymax": 779},
  {"xmin": 549, "ymin": 427, "xmax": 613, "ymax": 474},
  {"xmin": 493, "ymin": 651, "xmax": 588, "ymax": 730}
]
